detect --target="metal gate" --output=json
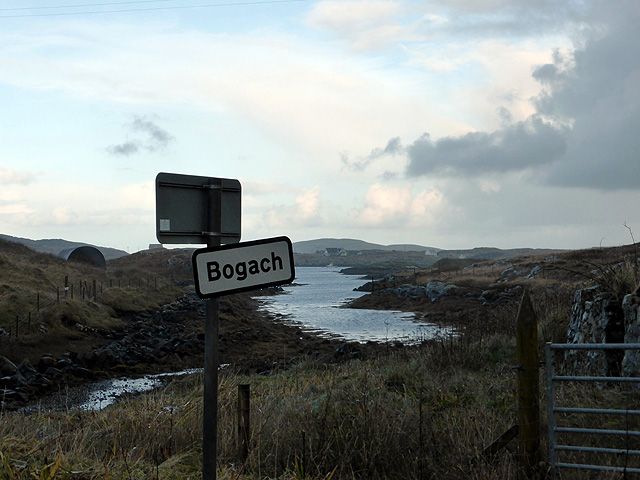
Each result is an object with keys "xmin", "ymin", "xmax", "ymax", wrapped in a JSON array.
[{"xmin": 545, "ymin": 343, "xmax": 640, "ymax": 475}]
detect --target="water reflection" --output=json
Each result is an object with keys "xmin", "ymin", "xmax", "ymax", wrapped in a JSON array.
[{"xmin": 257, "ymin": 267, "xmax": 451, "ymax": 343}]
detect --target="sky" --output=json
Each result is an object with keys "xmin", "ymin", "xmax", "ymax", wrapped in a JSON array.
[{"xmin": 0, "ymin": 0, "xmax": 638, "ymax": 252}]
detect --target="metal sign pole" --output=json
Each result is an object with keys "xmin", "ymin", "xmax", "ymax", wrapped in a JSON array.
[
  {"xmin": 203, "ymin": 184, "xmax": 221, "ymax": 480},
  {"xmin": 203, "ymin": 292, "xmax": 219, "ymax": 478},
  {"xmin": 155, "ymin": 173, "xmax": 243, "ymax": 480}
]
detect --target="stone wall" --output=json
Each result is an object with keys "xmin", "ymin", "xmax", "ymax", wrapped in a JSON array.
[
  {"xmin": 622, "ymin": 292, "xmax": 640, "ymax": 376},
  {"xmin": 565, "ymin": 286, "xmax": 628, "ymax": 376}
]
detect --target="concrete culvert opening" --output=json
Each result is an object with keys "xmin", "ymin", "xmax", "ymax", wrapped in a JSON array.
[{"xmin": 59, "ymin": 246, "xmax": 106, "ymax": 269}]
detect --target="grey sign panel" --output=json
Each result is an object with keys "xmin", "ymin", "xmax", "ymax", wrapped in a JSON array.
[
  {"xmin": 192, "ymin": 236, "xmax": 295, "ymax": 298},
  {"xmin": 155, "ymin": 172, "xmax": 241, "ymax": 244}
]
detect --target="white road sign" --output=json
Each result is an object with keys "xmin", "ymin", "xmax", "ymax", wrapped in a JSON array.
[{"xmin": 192, "ymin": 236, "xmax": 295, "ymax": 298}]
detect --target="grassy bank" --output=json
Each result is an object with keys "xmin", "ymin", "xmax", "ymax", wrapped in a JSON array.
[
  {"xmin": 2, "ymin": 304, "xmax": 639, "ymax": 479},
  {"xmin": 0, "ymin": 334, "xmax": 520, "ymax": 479}
]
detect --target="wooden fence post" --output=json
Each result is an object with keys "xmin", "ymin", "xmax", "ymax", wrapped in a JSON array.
[
  {"xmin": 238, "ymin": 384, "xmax": 251, "ymax": 462},
  {"xmin": 57, "ymin": 287, "xmax": 60, "ymax": 304},
  {"xmin": 64, "ymin": 275, "xmax": 68, "ymax": 298},
  {"xmin": 516, "ymin": 289, "xmax": 540, "ymax": 473},
  {"xmin": 93, "ymin": 279, "xmax": 97, "ymax": 301}
]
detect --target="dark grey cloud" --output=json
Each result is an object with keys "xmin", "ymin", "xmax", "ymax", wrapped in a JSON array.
[
  {"xmin": 107, "ymin": 141, "xmax": 139, "ymax": 156},
  {"xmin": 131, "ymin": 116, "xmax": 173, "ymax": 151},
  {"xmin": 107, "ymin": 115, "xmax": 174, "ymax": 156},
  {"xmin": 402, "ymin": 0, "xmax": 640, "ymax": 190},
  {"xmin": 406, "ymin": 116, "xmax": 566, "ymax": 176},
  {"xmin": 342, "ymin": 137, "xmax": 402, "ymax": 172}
]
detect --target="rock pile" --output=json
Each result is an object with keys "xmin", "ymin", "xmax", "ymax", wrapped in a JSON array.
[
  {"xmin": 367, "ymin": 281, "xmax": 459, "ymax": 303},
  {"xmin": 0, "ymin": 294, "xmax": 205, "ymax": 411}
]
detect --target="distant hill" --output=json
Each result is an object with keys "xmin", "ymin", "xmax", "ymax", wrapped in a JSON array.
[
  {"xmin": 293, "ymin": 238, "xmax": 441, "ymax": 255},
  {"xmin": 0, "ymin": 234, "xmax": 129, "ymax": 260},
  {"xmin": 436, "ymin": 247, "xmax": 564, "ymax": 260}
]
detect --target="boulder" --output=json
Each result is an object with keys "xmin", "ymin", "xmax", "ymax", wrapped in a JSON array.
[
  {"xmin": 17, "ymin": 360, "xmax": 37, "ymax": 380},
  {"xmin": 0, "ymin": 356, "xmax": 17, "ymax": 376},
  {"xmin": 499, "ymin": 266, "xmax": 517, "ymax": 281},
  {"xmin": 527, "ymin": 265, "xmax": 543, "ymax": 279},
  {"xmin": 38, "ymin": 355, "xmax": 55, "ymax": 372},
  {"xmin": 425, "ymin": 281, "xmax": 457, "ymax": 303}
]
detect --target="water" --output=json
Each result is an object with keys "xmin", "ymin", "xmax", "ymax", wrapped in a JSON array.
[
  {"xmin": 74, "ymin": 368, "xmax": 203, "ymax": 411},
  {"xmin": 23, "ymin": 368, "xmax": 204, "ymax": 412},
  {"xmin": 27, "ymin": 267, "xmax": 447, "ymax": 412},
  {"xmin": 257, "ymin": 266, "xmax": 450, "ymax": 343}
]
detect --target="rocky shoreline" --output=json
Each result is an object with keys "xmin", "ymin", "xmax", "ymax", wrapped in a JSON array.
[{"xmin": 0, "ymin": 290, "xmax": 387, "ymax": 411}]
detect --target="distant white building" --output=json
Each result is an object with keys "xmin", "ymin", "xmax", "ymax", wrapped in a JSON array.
[
  {"xmin": 323, "ymin": 247, "xmax": 347, "ymax": 257},
  {"xmin": 149, "ymin": 243, "xmax": 165, "ymax": 250}
]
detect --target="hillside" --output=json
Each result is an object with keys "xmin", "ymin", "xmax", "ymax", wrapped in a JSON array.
[
  {"xmin": 0, "ymin": 233, "xmax": 129, "ymax": 260},
  {"xmin": 0, "ymin": 238, "xmax": 182, "ymax": 361},
  {"xmin": 293, "ymin": 237, "xmax": 563, "ymax": 261},
  {"xmin": 293, "ymin": 238, "xmax": 440, "ymax": 254},
  {"xmin": 436, "ymin": 246, "xmax": 565, "ymax": 260}
]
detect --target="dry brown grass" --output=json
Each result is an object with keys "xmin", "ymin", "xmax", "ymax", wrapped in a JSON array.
[
  {"xmin": 0, "ymin": 239, "xmax": 187, "ymax": 362},
  {"xmin": 2, "ymin": 321, "xmax": 636, "ymax": 479},
  {"xmin": 0, "ymin": 341, "xmax": 521, "ymax": 479}
]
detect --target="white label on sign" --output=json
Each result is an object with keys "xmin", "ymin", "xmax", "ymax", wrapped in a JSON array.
[
  {"xmin": 193, "ymin": 236, "xmax": 294, "ymax": 297},
  {"xmin": 159, "ymin": 219, "xmax": 171, "ymax": 232}
]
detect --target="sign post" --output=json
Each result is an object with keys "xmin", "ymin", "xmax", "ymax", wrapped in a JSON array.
[
  {"xmin": 156, "ymin": 172, "xmax": 294, "ymax": 479},
  {"xmin": 156, "ymin": 173, "xmax": 241, "ymax": 480}
]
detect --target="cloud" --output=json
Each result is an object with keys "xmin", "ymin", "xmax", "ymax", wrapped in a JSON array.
[
  {"xmin": 393, "ymin": 1, "xmax": 640, "ymax": 190},
  {"xmin": 0, "ymin": 180, "xmax": 154, "ymax": 228},
  {"xmin": 356, "ymin": 183, "xmax": 444, "ymax": 227},
  {"xmin": 308, "ymin": 1, "xmax": 402, "ymax": 32},
  {"xmin": 308, "ymin": 0, "xmax": 588, "ymax": 51},
  {"xmin": 0, "ymin": 167, "xmax": 36, "ymax": 185},
  {"xmin": 260, "ymin": 187, "xmax": 323, "ymax": 230},
  {"xmin": 295, "ymin": 187, "xmax": 321, "ymax": 221},
  {"xmin": 406, "ymin": 115, "xmax": 567, "ymax": 176},
  {"xmin": 307, "ymin": 1, "xmax": 414, "ymax": 50},
  {"xmin": 107, "ymin": 115, "xmax": 173, "ymax": 156},
  {"xmin": 0, "ymin": 203, "xmax": 33, "ymax": 216},
  {"xmin": 131, "ymin": 116, "xmax": 173, "ymax": 151},
  {"xmin": 342, "ymin": 137, "xmax": 402, "ymax": 171},
  {"xmin": 107, "ymin": 141, "xmax": 139, "ymax": 156}
]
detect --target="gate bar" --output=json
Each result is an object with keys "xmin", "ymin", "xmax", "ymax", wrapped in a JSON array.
[
  {"xmin": 557, "ymin": 463, "xmax": 640, "ymax": 474},
  {"xmin": 553, "ymin": 375, "xmax": 640, "ymax": 383},
  {"xmin": 555, "ymin": 407, "xmax": 640, "ymax": 416},
  {"xmin": 555, "ymin": 427, "xmax": 640, "ymax": 437},
  {"xmin": 556, "ymin": 445, "xmax": 640, "ymax": 456},
  {"xmin": 550, "ymin": 343, "xmax": 640, "ymax": 350}
]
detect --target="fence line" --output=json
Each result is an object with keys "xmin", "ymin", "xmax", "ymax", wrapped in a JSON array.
[{"xmin": 1, "ymin": 275, "xmax": 165, "ymax": 341}]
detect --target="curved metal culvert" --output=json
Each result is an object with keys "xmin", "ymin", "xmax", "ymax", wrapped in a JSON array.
[{"xmin": 58, "ymin": 246, "xmax": 106, "ymax": 269}]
